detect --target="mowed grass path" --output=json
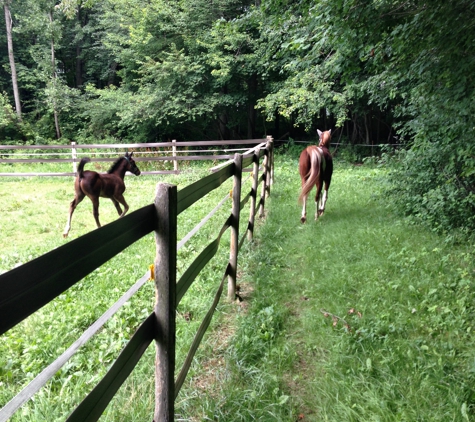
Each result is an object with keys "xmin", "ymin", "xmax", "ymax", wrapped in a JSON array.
[{"xmin": 196, "ymin": 155, "xmax": 475, "ymax": 421}]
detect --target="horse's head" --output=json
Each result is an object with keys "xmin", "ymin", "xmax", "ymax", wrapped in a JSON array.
[
  {"xmin": 317, "ymin": 129, "xmax": 332, "ymax": 148},
  {"xmin": 124, "ymin": 152, "xmax": 141, "ymax": 176}
]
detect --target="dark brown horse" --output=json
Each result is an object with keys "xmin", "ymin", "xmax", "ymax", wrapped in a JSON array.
[
  {"xmin": 63, "ymin": 152, "xmax": 141, "ymax": 238},
  {"xmin": 298, "ymin": 129, "xmax": 333, "ymax": 223}
]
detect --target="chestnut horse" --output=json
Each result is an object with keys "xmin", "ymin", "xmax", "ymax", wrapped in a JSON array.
[
  {"xmin": 298, "ymin": 129, "xmax": 333, "ymax": 223},
  {"xmin": 63, "ymin": 152, "xmax": 141, "ymax": 238}
]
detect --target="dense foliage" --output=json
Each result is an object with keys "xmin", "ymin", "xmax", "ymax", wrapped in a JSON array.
[{"xmin": 0, "ymin": 0, "xmax": 474, "ymax": 232}]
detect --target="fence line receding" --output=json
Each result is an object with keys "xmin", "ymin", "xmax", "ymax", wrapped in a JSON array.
[
  {"xmin": 0, "ymin": 137, "xmax": 274, "ymax": 422},
  {"xmin": 0, "ymin": 139, "xmax": 269, "ymax": 177}
]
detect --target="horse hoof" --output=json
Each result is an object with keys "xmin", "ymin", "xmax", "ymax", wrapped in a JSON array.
[
  {"xmin": 63, "ymin": 233, "xmax": 68, "ymax": 238},
  {"xmin": 300, "ymin": 216, "xmax": 307, "ymax": 224}
]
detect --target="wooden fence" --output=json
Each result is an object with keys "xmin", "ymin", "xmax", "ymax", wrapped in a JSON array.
[
  {"xmin": 0, "ymin": 138, "xmax": 274, "ymax": 421},
  {"xmin": 0, "ymin": 139, "xmax": 269, "ymax": 176}
]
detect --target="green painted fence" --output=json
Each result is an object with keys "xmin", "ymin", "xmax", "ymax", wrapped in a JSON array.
[{"xmin": 0, "ymin": 138, "xmax": 274, "ymax": 422}]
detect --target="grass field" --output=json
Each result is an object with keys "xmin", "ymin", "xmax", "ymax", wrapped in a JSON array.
[
  {"xmin": 0, "ymin": 161, "xmax": 241, "ymax": 421},
  {"xmin": 1, "ymin": 154, "xmax": 475, "ymax": 421}
]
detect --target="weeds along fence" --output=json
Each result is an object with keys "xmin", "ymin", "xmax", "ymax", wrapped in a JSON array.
[
  {"xmin": 0, "ymin": 139, "xmax": 274, "ymax": 422},
  {"xmin": 0, "ymin": 139, "xmax": 269, "ymax": 176}
]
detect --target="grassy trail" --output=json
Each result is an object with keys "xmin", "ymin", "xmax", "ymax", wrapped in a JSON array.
[{"xmin": 194, "ymin": 155, "xmax": 475, "ymax": 421}]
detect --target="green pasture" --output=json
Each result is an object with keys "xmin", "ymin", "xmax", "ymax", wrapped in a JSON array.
[
  {"xmin": 0, "ymin": 161, "xmax": 237, "ymax": 421},
  {"xmin": 1, "ymin": 155, "xmax": 475, "ymax": 421}
]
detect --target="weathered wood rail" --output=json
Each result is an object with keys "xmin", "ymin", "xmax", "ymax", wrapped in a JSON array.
[
  {"xmin": 0, "ymin": 139, "xmax": 268, "ymax": 176},
  {"xmin": 0, "ymin": 138, "xmax": 274, "ymax": 421}
]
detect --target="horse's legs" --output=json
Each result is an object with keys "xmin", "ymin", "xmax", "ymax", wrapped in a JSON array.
[
  {"xmin": 63, "ymin": 192, "xmax": 85, "ymax": 238},
  {"xmin": 111, "ymin": 198, "xmax": 123, "ymax": 217},
  {"xmin": 91, "ymin": 197, "xmax": 102, "ymax": 228},
  {"xmin": 315, "ymin": 181, "xmax": 323, "ymax": 220},
  {"xmin": 301, "ymin": 193, "xmax": 308, "ymax": 223},
  {"xmin": 114, "ymin": 195, "xmax": 129, "ymax": 218},
  {"xmin": 318, "ymin": 179, "xmax": 331, "ymax": 217},
  {"xmin": 318, "ymin": 190, "xmax": 328, "ymax": 217}
]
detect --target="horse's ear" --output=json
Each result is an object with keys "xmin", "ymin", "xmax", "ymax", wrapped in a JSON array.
[
  {"xmin": 328, "ymin": 129, "xmax": 332, "ymax": 136},
  {"xmin": 129, "ymin": 152, "xmax": 133, "ymax": 158},
  {"xmin": 317, "ymin": 129, "xmax": 323, "ymax": 138}
]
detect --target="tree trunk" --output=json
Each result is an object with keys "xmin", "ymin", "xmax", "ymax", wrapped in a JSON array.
[
  {"xmin": 274, "ymin": 110, "xmax": 280, "ymax": 139},
  {"xmin": 247, "ymin": 73, "xmax": 258, "ymax": 139},
  {"xmin": 107, "ymin": 62, "xmax": 118, "ymax": 86},
  {"xmin": 76, "ymin": 44, "xmax": 82, "ymax": 87},
  {"xmin": 218, "ymin": 112, "xmax": 229, "ymax": 140},
  {"xmin": 4, "ymin": 3, "xmax": 21, "ymax": 119},
  {"xmin": 217, "ymin": 86, "xmax": 230, "ymax": 140},
  {"xmin": 351, "ymin": 112, "xmax": 358, "ymax": 144},
  {"xmin": 49, "ymin": 11, "xmax": 61, "ymax": 139},
  {"xmin": 75, "ymin": 6, "xmax": 83, "ymax": 88},
  {"xmin": 364, "ymin": 113, "xmax": 370, "ymax": 145}
]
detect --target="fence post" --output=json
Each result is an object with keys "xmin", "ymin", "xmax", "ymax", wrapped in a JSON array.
[
  {"xmin": 258, "ymin": 143, "xmax": 269, "ymax": 218},
  {"xmin": 172, "ymin": 139, "xmax": 178, "ymax": 173},
  {"xmin": 267, "ymin": 135, "xmax": 274, "ymax": 188},
  {"xmin": 71, "ymin": 141, "xmax": 77, "ymax": 175},
  {"xmin": 248, "ymin": 148, "xmax": 260, "ymax": 242},
  {"xmin": 228, "ymin": 153, "xmax": 242, "ymax": 301},
  {"xmin": 153, "ymin": 183, "xmax": 177, "ymax": 422},
  {"xmin": 264, "ymin": 137, "xmax": 273, "ymax": 198}
]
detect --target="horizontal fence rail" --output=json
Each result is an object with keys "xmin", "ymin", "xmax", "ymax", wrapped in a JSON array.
[
  {"xmin": 0, "ymin": 139, "xmax": 268, "ymax": 177},
  {"xmin": 0, "ymin": 137, "xmax": 274, "ymax": 422},
  {"xmin": 0, "ymin": 205, "xmax": 156, "ymax": 335},
  {"xmin": 0, "ymin": 139, "xmax": 266, "ymax": 150}
]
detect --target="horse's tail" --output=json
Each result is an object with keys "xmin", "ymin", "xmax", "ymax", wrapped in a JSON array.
[
  {"xmin": 77, "ymin": 157, "xmax": 91, "ymax": 179},
  {"xmin": 299, "ymin": 146, "xmax": 322, "ymax": 203}
]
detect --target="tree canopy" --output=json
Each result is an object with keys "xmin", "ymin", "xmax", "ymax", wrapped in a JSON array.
[{"xmin": 1, "ymin": 0, "xmax": 474, "ymax": 234}]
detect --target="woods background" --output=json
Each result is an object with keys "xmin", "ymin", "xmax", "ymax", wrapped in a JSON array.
[{"xmin": 0, "ymin": 0, "xmax": 474, "ymax": 234}]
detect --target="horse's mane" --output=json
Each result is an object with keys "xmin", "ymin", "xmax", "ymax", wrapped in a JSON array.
[{"xmin": 107, "ymin": 156, "xmax": 126, "ymax": 174}]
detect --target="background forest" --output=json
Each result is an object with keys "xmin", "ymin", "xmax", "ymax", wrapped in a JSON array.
[{"xmin": 0, "ymin": 0, "xmax": 474, "ymax": 234}]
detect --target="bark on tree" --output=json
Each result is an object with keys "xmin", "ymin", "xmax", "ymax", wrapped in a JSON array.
[
  {"xmin": 48, "ymin": 11, "xmax": 61, "ymax": 139},
  {"xmin": 218, "ymin": 112, "xmax": 229, "ymax": 140},
  {"xmin": 364, "ymin": 113, "xmax": 370, "ymax": 145},
  {"xmin": 75, "ymin": 6, "xmax": 83, "ymax": 88},
  {"xmin": 76, "ymin": 44, "xmax": 82, "ymax": 87},
  {"xmin": 218, "ymin": 86, "xmax": 230, "ymax": 140},
  {"xmin": 4, "ymin": 2, "xmax": 21, "ymax": 119},
  {"xmin": 107, "ymin": 62, "xmax": 118, "ymax": 86},
  {"xmin": 247, "ymin": 73, "xmax": 258, "ymax": 139}
]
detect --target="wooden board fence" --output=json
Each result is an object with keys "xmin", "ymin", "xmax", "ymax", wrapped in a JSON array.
[
  {"xmin": 0, "ymin": 139, "xmax": 269, "ymax": 177},
  {"xmin": 0, "ymin": 138, "xmax": 273, "ymax": 422}
]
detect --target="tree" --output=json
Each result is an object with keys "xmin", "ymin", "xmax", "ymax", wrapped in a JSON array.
[
  {"xmin": 78, "ymin": 0, "xmax": 261, "ymax": 141},
  {"xmin": 47, "ymin": 8, "xmax": 61, "ymax": 138},
  {"xmin": 3, "ymin": 0, "xmax": 21, "ymax": 119},
  {"xmin": 0, "ymin": 0, "xmax": 472, "ymax": 238}
]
